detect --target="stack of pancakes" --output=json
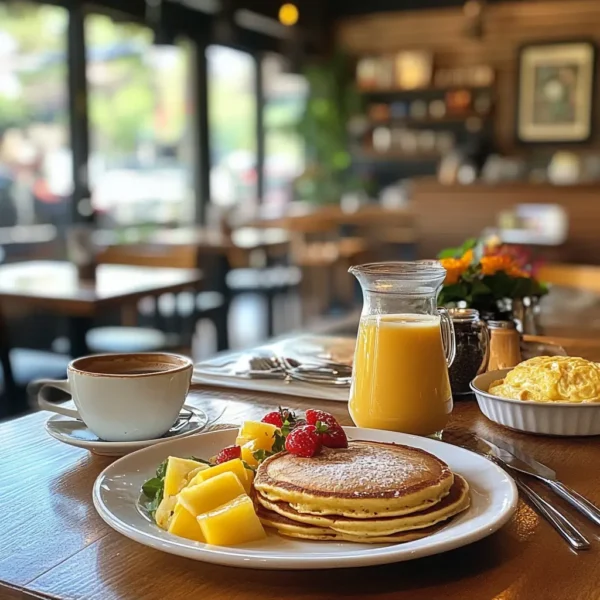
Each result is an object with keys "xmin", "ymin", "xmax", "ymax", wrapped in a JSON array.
[{"xmin": 253, "ymin": 440, "xmax": 470, "ymax": 543}]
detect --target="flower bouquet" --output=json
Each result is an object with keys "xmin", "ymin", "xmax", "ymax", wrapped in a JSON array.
[{"xmin": 438, "ymin": 238, "xmax": 548, "ymax": 319}]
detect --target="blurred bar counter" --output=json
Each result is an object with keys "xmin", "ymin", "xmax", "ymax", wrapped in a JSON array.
[{"xmin": 411, "ymin": 178, "xmax": 600, "ymax": 263}]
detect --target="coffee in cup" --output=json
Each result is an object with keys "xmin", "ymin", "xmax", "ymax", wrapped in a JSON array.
[{"xmin": 35, "ymin": 352, "xmax": 193, "ymax": 442}]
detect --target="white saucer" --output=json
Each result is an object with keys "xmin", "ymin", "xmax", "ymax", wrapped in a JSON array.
[{"xmin": 45, "ymin": 405, "xmax": 208, "ymax": 456}]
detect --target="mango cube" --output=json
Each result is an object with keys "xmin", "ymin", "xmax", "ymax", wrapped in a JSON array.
[
  {"xmin": 188, "ymin": 458, "xmax": 252, "ymax": 493},
  {"xmin": 155, "ymin": 494, "xmax": 177, "ymax": 530},
  {"xmin": 241, "ymin": 440, "xmax": 259, "ymax": 468},
  {"xmin": 197, "ymin": 495, "xmax": 266, "ymax": 546},
  {"xmin": 163, "ymin": 457, "xmax": 205, "ymax": 497},
  {"xmin": 239, "ymin": 421, "xmax": 279, "ymax": 449},
  {"xmin": 185, "ymin": 464, "xmax": 209, "ymax": 486},
  {"xmin": 178, "ymin": 472, "xmax": 246, "ymax": 517},
  {"xmin": 168, "ymin": 503, "xmax": 205, "ymax": 542},
  {"xmin": 235, "ymin": 434, "xmax": 251, "ymax": 447}
]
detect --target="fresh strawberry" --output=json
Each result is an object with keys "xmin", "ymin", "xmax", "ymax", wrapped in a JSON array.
[
  {"xmin": 285, "ymin": 424, "xmax": 322, "ymax": 458},
  {"xmin": 306, "ymin": 409, "xmax": 339, "ymax": 429},
  {"xmin": 320, "ymin": 424, "xmax": 348, "ymax": 449},
  {"xmin": 261, "ymin": 411, "xmax": 283, "ymax": 428},
  {"xmin": 214, "ymin": 445, "xmax": 241, "ymax": 464}
]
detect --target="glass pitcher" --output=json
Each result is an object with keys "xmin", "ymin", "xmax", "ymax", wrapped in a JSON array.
[{"xmin": 348, "ymin": 261, "xmax": 456, "ymax": 438}]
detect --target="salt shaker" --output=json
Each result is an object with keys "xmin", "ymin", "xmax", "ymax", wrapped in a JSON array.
[
  {"xmin": 487, "ymin": 320, "xmax": 522, "ymax": 371},
  {"xmin": 448, "ymin": 309, "xmax": 490, "ymax": 395}
]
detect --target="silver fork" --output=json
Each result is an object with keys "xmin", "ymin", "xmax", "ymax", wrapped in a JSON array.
[{"xmin": 235, "ymin": 355, "xmax": 286, "ymax": 379}]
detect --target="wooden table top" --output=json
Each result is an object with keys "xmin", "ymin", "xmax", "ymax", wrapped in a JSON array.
[
  {"xmin": 0, "ymin": 261, "xmax": 202, "ymax": 317},
  {"xmin": 2, "ymin": 356, "xmax": 600, "ymax": 600}
]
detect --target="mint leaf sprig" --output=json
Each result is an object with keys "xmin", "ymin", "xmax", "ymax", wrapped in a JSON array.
[
  {"xmin": 141, "ymin": 456, "xmax": 211, "ymax": 520},
  {"xmin": 141, "ymin": 458, "xmax": 168, "ymax": 519}
]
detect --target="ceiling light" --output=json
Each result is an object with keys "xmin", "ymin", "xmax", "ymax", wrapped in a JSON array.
[{"xmin": 278, "ymin": 3, "xmax": 299, "ymax": 27}]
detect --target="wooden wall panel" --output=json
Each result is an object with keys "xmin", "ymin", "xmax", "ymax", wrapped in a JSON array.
[{"xmin": 336, "ymin": 0, "xmax": 600, "ymax": 152}]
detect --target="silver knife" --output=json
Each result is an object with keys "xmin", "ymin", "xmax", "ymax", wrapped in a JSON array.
[
  {"xmin": 459, "ymin": 444, "xmax": 590, "ymax": 550},
  {"xmin": 475, "ymin": 435, "xmax": 600, "ymax": 527}
]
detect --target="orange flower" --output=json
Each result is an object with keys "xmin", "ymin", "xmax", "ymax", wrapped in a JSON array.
[
  {"xmin": 461, "ymin": 248, "xmax": 474, "ymax": 265},
  {"xmin": 480, "ymin": 255, "xmax": 514, "ymax": 276},
  {"xmin": 440, "ymin": 257, "xmax": 467, "ymax": 285},
  {"xmin": 480, "ymin": 255, "xmax": 531, "ymax": 278}
]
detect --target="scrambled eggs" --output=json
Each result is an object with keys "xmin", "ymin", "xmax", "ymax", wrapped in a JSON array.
[{"xmin": 489, "ymin": 356, "xmax": 600, "ymax": 403}]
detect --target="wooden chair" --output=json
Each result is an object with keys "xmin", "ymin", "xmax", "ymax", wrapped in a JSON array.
[
  {"xmin": 0, "ymin": 306, "xmax": 70, "ymax": 418},
  {"xmin": 87, "ymin": 244, "xmax": 229, "ymax": 354},
  {"xmin": 285, "ymin": 217, "xmax": 350, "ymax": 322},
  {"xmin": 224, "ymin": 228, "xmax": 299, "ymax": 339}
]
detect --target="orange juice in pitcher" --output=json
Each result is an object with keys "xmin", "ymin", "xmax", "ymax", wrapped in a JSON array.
[{"xmin": 348, "ymin": 262, "xmax": 455, "ymax": 438}]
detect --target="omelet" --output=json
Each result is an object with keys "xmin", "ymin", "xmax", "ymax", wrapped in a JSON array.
[{"xmin": 489, "ymin": 356, "xmax": 600, "ymax": 403}]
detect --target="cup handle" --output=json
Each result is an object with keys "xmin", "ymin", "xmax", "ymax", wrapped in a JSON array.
[
  {"xmin": 35, "ymin": 379, "xmax": 80, "ymax": 420},
  {"xmin": 439, "ymin": 307, "xmax": 457, "ymax": 368}
]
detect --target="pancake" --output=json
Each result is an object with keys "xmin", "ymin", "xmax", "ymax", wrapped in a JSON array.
[
  {"xmin": 254, "ymin": 440, "xmax": 454, "ymax": 518},
  {"xmin": 255, "ymin": 504, "xmax": 449, "ymax": 544},
  {"xmin": 256, "ymin": 474, "xmax": 470, "ymax": 537}
]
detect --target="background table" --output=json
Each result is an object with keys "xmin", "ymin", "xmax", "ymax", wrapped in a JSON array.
[
  {"xmin": 0, "ymin": 260, "xmax": 202, "ymax": 358},
  {"xmin": 1, "ymin": 366, "xmax": 599, "ymax": 599}
]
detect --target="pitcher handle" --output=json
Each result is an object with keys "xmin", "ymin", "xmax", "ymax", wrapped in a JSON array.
[
  {"xmin": 477, "ymin": 321, "xmax": 491, "ymax": 374},
  {"xmin": 439, "ymin": 308, "xmax": 456, "ymax": 367}
]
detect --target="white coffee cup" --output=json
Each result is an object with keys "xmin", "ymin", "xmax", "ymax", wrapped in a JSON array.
[{"xmin": 35, "ymin": 352, "xmax": 193, "ymax": 442}]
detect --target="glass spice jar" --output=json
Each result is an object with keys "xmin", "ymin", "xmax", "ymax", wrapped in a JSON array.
[
  {"xmin": 487, "ymin": 319, "xmax": 522, "ymax": 371},
  {"xmin": 448, "ymin": 308, "xmax": 490, "ymax": 396}
]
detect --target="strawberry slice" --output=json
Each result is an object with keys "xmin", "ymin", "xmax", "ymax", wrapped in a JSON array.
[
  {"xmin": 261, "ymin": 411, "xmax": 283, "ymax": 428},
  {"xmin": 214, "ymin": 445, "xmax": 241, "ymax": 464}
]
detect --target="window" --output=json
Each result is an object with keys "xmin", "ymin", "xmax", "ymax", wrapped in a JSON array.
[
  {"xmin": 0, "ymin": 2, "xmax": 69, "ymax": 231},
  {"xmin": 86, "ymin": 15, "xmax": 193, "ymax": 228},
  {"xmin": 207, "ymin": 45, "xmax": 257, "ymax": 209},
  {"xmin": 262, "ymin": 53, "xmax": 307, "ymax": 208}
]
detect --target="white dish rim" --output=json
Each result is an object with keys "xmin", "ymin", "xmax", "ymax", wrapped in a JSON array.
[{"xmin": 471, "ymin": 368, "xmax": 600, "ymax": 408}]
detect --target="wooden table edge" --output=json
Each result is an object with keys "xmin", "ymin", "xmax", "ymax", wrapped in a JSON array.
[
  {"xmin": 0, "ymin": 528, "xmax": 114, "ymax": 600},
  {"xmin": 1, "ymin": 581, "xmax": 60, "ymax": 600},
  {"xmin": 0, "ymin": 272, "xmax": 203, "ymax": 317}
]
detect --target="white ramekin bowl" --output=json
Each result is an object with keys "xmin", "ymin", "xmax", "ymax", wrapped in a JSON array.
[{"xmin": 470, "ymin": 369, "xmax": 600, "ymax": 436}]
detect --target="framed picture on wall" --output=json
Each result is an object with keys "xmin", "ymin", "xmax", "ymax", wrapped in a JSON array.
[{"xmin": 516, "ymin": 40, "xmax": 596, "ymax": 143}]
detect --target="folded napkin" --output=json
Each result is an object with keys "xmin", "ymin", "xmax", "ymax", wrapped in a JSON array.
[
  {"xmin": 192, "ymin": 336, "xmax": 354, "ymax": 403},
  {"xmin": 192, "ymin": 367, "xmax": 349, "ymax": 402}
]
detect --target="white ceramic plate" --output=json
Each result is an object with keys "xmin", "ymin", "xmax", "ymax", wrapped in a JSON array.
[
  {"xmin": 47, "ymin": 406, "xmax": 208, "ymax": 456},
  {"xmin": 93, "ymin": 427, "xmax": 517, "ymax": 569}
]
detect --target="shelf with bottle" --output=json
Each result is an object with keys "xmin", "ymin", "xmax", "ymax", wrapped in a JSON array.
[
  {"xmin": 359, "ymin": 84, "xmax": 494, "ymax": 99},
  {"xmin": 356, "ymin": 54, "xmax": 495, "ymax": 96},
  {"xmin": 352, "ymin": 147, "xmax": 442, "ymax": 163},
  {"xmin": 362, "ymin": 114, "xmax": 492, "ymax": 128}
]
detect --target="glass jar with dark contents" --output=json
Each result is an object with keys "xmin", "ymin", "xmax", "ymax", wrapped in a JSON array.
[{"xmin": 448, "ymin": 308, "xmax": 490, "ymax": 396}]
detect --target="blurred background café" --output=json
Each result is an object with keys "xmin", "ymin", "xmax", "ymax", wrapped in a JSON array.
[{"xmin": 3, "ymin": 0, "xmax": 600, "ymax": 418}]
